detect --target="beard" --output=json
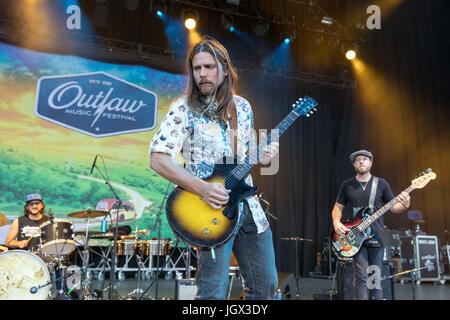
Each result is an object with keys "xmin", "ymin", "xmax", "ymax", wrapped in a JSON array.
[
  {"xmin": 355, "ymin": 166, "xmax": 371, "ymax": 175},
  {"xmin": 198, "ymin": 82, "xmax": 216, "ymax": 96}
]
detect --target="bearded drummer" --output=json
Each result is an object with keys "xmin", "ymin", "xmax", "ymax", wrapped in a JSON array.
[{"xmin": 6, "ymin": 193, "xmax": 49, "ymax": 252}]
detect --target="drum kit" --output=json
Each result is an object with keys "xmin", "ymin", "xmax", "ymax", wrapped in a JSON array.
[{"xmin": 0, "ymin": 208, "xmax": 170, "ymax": 300}]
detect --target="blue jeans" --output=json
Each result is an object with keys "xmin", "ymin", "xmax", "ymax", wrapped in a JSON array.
[
  {"xmin": 195, "ymin": 206, "xmax": 278, "ymax": 300},
  {"xmin": 353, "ymin": 245, "xmax": 384, "ymax": 300}
]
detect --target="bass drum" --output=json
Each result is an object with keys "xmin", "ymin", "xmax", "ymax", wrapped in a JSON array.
[{"xmin": 0, "ymin": 250, "xmax": 51, "ymax": 300}]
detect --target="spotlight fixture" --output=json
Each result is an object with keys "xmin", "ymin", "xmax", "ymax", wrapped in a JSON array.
[
  {"xmin": 342, "ymin": 42, "xmax": 358, "ymax": 60},
  {"xmin": 182, "ymin": 9, "xmax": 199, "ymax": 30},
  {"xmin": 281, "ymin": 29, "xmax": 296, "ymax": 44},
  {"xmin": 221, "ymin": 14, "xmax": 235, "ymax": 32},
  {"xmin": 153, "ymin": 0, "xmax": 167, "ymax": 18},
  {"xmin": 320, "ymin": 16, "xmax": 334, "ymax": 26}
]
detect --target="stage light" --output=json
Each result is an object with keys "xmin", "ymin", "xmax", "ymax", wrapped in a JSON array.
[
  {"xmin": 281, "ymin": 30, "xmax": 296, "ymax": 45},
  {"xmin": 182, "ymin": 9, "xmax": 199, "ymax": 30},
  {"xmin": 320, "ymin": 16, "xmax": 334, "ymax": 25},
  {"xmin": 185, "ymin": 18, "xmax": 196, "ymax": 30},
  {"xmin": 156, "ymin": 10, "xmax": 163, "ymax": 17},
  {"xmin": 342, "ymin": 42, "xmax": 358, "ymax": 61},
  {"xmin": 345, "ymin": 50, "xmax": 356, "ymax": 60},
  {"xmin": 221, "ymin": 14, "xmax": 235, "ymax": 33}
]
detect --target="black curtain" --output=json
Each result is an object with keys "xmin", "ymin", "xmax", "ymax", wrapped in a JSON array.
[{"xmin": 240, "ymin": 0, "xmax": 450, "ymax": 275}]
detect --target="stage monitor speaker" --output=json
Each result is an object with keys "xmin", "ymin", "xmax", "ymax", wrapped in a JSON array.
[
  {"xmin": 175, "ymin": 278, "xmax": 197, "ymax": 300},
  {"xmin": 337, "ymin": 261, "xmax": 395, "ymax": 300},
  {"xmin": 380, "ymin": 263, "xmax": 395, "ymax": 300},
  {"xmin": 336, "ymin": 262, "xmax": 354, "ymax": 300},
  {"xmin": 277, "ymin": 272, "xmax": 297, "ymax": 300}
]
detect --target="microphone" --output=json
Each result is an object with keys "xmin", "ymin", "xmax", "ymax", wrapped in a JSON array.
[
  {"xmin": 49, "ymin": 209, "xmax": 54, "ymax": 224},
  {"xmin": 90, "ymin": 154, "xmax": 98, "ymax": 174},
  {"xmin": 30, "ymin": 286, "xmax": 38, "ymax": 294}
]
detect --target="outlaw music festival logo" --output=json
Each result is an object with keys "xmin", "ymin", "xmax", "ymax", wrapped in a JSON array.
[{"xmin": 35, "ymin": 72, "xmax": 157, "ymax": 137}]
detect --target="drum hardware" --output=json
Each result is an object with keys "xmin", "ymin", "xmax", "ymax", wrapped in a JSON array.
[
  {"xmin": 46, "ymin": 261, "xmax": 77, "ymax": 300},
  {"xmin": 137, "ymin": 181, "xmax": 171, "ymax": 300},
  {"xmin": 138, "ymin": 237, "xmax": 181, "ymax": 300},
  {"xmin": 122, "ymin": 238, "xmax": 153, "ymax": 300},
  {"xmin": 70, "ymin": 214, "xmax": 110, "ymax": 300}
]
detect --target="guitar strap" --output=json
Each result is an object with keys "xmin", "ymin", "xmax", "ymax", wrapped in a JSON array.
[
  {"xmin": 368, "ymin": 176, "xmax": 379, "ymax": 210},
  {"xmin": 228, "ymin": 103, "xmax": 238, "ymax": 155}
]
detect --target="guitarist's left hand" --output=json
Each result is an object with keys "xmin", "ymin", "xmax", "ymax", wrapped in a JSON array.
[
  {"xmin": 392, "ymin": 191, "xmax": 411, "ymax": 213},
  {"xmin": 259, "ymin": 133, "xmax": 280, "ymax": 165}
]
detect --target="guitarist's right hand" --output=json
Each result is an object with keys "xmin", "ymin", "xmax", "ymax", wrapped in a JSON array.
[
  {"xmin": 333, "ymin": 221, "xmax": 350, "ymax": 236},
  {"xmin": 200, "ymin": 183, "xmax": 231, "ymax": 210}
]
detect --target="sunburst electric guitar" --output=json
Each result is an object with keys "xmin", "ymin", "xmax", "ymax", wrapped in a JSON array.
[
  {"xmin": 331, "ymin": 169, "xmax": 437, "ymax": 261},
  {"xmin": 165, "ymin": 96, "xmax": 318, "ymax": 248}
]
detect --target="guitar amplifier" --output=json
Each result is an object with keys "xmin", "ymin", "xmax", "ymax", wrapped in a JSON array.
[{"xmin": 415, "ymin": 235, "xmax": 441, "ymax": 281}]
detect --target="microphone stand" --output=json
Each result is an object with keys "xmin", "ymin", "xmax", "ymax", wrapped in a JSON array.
[
  {"xmin": 280, "ymin": 236, "xmax": 313, "ymax": 299},
  {"xmin": 138, "ymin": 182, "xmax": 171, "ymax": 300},
  {"xmin": 90, "ymin": 156, "xmax": 122, "ymax": 300},
  {"xmin": 382, "ymin": 265, "xmax": 430, "ymax": 300},
  {"xmin": 151, "ymin": 182, "xmax": 171, "ymax": 300}
]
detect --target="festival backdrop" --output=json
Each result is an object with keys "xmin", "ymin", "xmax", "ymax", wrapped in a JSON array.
[{"xmin": 0, "ymin": 42, "xmax": 186, "ymax": 239}]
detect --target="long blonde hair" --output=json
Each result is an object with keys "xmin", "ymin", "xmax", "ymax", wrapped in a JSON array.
[{"xmin": 185, "ymin": 36, "xmax": 238, "ymax": 122}]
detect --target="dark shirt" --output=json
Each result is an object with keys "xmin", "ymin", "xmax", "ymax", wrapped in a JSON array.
[
  {"xmin": 17, "ymin": 215, "xmax": 49, "ymax": 252},
  {"xmin": 336, "ymin": 176, "xmax": 395, "ymax": 247}
]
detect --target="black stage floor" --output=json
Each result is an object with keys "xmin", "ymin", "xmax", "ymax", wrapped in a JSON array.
[{"xmin": 86, "ymin": 275, "xmax": 450, "ymax": 300}]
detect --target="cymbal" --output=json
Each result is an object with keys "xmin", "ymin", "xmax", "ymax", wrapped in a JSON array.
[{"xmin": 68, "ymin": 209, "xmax": 108, "ymax": 219}]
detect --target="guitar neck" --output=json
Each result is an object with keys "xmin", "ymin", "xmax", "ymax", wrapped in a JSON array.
[
  {"xmin": 226, "ymin": 109, "xmax": 302, "ymax": 188},
  {"xmin": 358, "ymin": 185, "xmax": 414, "ymax": 231}
]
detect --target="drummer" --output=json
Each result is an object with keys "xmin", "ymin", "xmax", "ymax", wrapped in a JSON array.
[{"xmin": 6, "ymin": 193, "xmax": 49, "ymax": 252}]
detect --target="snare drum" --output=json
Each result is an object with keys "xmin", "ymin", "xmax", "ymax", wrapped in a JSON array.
[
  {"xmin": 0, "ymin": 250, "xmax": 51, "ymax": 300},
  {"xmin": 40, "ymin": 219, "xmax": 76, "ymax": 256}
]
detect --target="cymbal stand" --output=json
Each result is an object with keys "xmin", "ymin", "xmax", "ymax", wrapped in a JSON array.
[
  {"xmin": 78, "ymin": 217, "xmax": 99, "ymax": 300},
  {"xmin": 122, "ymin": 233, "xmax": 149, "ymax": 300}
]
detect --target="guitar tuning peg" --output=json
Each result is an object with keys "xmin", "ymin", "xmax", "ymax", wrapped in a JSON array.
[
  {"xmin": 313, "ymin": 108, "xmax": 317, "ymax": 111},
  {"xmin": 306, "ymin": 114, "xmax": 310, "ymax": 117}
]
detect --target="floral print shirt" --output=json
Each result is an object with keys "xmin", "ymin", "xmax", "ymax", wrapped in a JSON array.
[{"xmin": 149, "ymin": 95, "xmax": 269, "ymax": 233}]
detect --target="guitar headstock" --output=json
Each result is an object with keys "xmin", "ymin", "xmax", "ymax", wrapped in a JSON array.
[
  {"xmin": 411, "ymin": 169, "xmax": 437, "ymax": 189},
  {"xmin": 292, "ymin": 96, "xmax": 318, "ymax": 117}
]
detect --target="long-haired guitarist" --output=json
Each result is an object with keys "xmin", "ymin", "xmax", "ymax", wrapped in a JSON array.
[
  {"xmin": 331, "ymin": 150, "xmax": 410, "ymax": 300},
  {"xmin": 149, "ymin": 36, "xmax": 279, "ymax": 299}
]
